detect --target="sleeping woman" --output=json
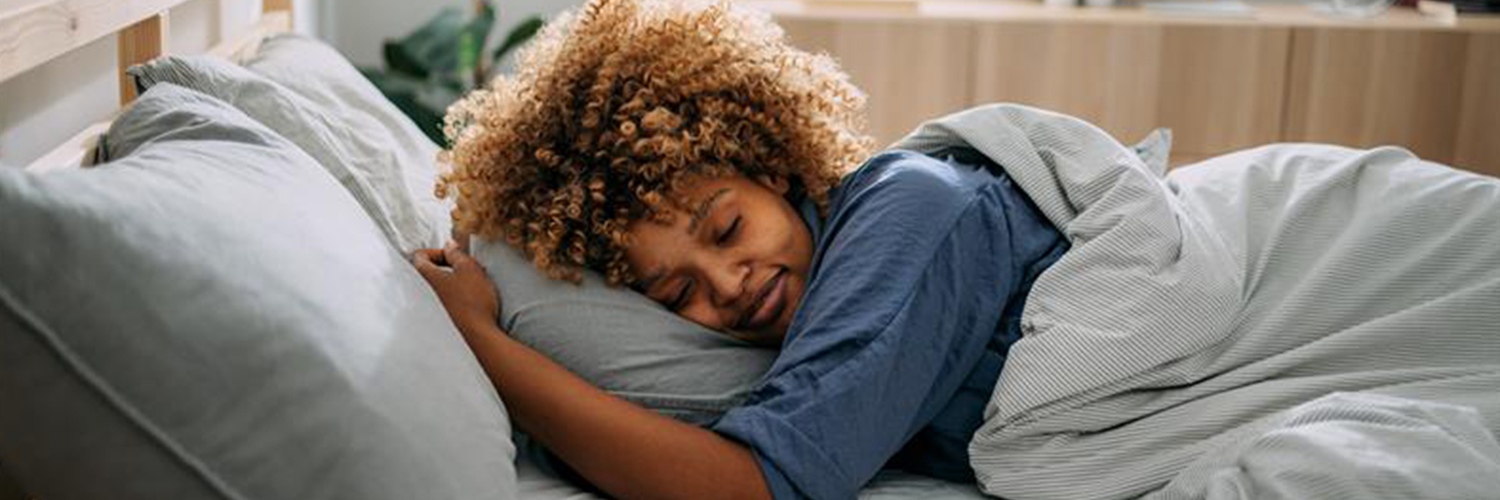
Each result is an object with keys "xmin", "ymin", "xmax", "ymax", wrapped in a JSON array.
[{"xmin": 411, "ymin": 0, "xmax": 1067, "ymax": 498}]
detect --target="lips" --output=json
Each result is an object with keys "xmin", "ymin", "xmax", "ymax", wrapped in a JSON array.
[{"xmin": 738, "ymin": 269, "xmax": 787, "ymax": 332}]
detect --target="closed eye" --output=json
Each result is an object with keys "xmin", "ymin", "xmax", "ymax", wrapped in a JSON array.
[
  {"xmin": 671, "ymin": 281, "xmax": 694, "ymax": 311},
  {"xmin": 717, "ymin": 216, "xmax": 741, "ymax": 246}
]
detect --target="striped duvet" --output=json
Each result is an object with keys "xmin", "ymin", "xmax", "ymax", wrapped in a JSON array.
[{"xmin": 894, "ymin": 105, "xmax": 1500, "ymax": 500}]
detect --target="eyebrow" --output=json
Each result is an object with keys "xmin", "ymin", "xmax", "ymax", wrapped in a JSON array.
[
  {"xmin": 688, "ymin": 188, "xmax": 731, "ymax": 234},
  {"xmin": 639, "ymin": 187, "xmax": 732, "ymax": 291}
]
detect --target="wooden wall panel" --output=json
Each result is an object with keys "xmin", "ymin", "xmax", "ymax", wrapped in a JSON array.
[
  {"xmin": 1159, "ymin": 26, "xmax": 1289, "ymax": 159},
  {"xmin": 972, "ymin": 23, "xmax": 1164, "ymax": 145},
  {"xmin": 754, "ymin": 1, "xmax": 1500, "ymax": 174},
  {"xmin": 1454, "ymin": 33, "xmax": 1500, "ymax": 175},
  {"xmin": 1284, "ymin": 28, "xmax": 1493, "ymax": 173},
  {"xmin": 971, "ymin": 22, "xmax": 1289, "ymax": 162},
  {"xmin": 778, "ymin": 18, "xmax": 975, "ymax": 147}
]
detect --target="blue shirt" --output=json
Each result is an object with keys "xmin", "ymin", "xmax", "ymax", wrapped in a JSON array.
[{"xmin": 712, "ymin": 149, "xmax": 1069, "ymax": 500}]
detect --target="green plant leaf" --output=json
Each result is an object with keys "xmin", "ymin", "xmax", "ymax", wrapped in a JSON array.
[
  {"xmin": 384, "ymin": 6, "xmax": 467, "ymax": 80},
  {"xmin": 493, "ymin": 16, "xmax": 544, "ymax": 64},
  {"xmin": 460, "ymin": 1, "xmax": 495, "ymax": 86},
  {"xmin": 360, "ymin": 68, "xmax": 462, "ymax": 145}
]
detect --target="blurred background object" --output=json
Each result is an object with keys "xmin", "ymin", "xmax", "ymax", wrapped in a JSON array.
[
  {"xmin": 754, "ymin": 0, "xmax": 1500, "ymax": 175},
  {"xmin": 0, "ymin": 0, "xmax": 571, "ymax": 168},
  {"xmin": 4, "ymin": 0, "xmax": 1497, "ymax": 174},
  {"xmin": 358, "ymin": 0, "xmax": 544, "ymax": 143}
]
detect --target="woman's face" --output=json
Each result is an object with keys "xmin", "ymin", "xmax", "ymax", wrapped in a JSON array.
[{"xmin": 624, "ymin": 174, "xmax": 813, "ymax": 347}]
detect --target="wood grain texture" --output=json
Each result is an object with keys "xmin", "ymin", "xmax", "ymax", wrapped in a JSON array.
[
  {"xmin": 263, "ymin": 0, "xmax": 294, "ymax": 14},
  {"xmin": 752, "ymin": 1, "xmax": 1499, "ymax": 175},
  {"xmin": 1454, "ymin": 33, "xmax": 1500, "ymax": 175},
  {"xmin": 1284, "ymin": 28, "xmax": 1498, "ymax": 175},
  {"xmin": 26, "ymin": 6, "xmax": 291, "ymax": 171},
  {"xmin": 0, "ymin": 0, "xmax": 193, "ymax": 84},
  {"xmin": 748, "ymin": 1, "xmax": 1500, "ymax": 32},
  {"xmin": 971, "ymin": 22, "xmax": 1289, "ymax": 159},
  {"xmin": 116, "ymin": 11, "xmax": 168, "ymax": 105},
  {"xmin": 778, "ymin": 18, "xmax": 975, "ymax": 147}
]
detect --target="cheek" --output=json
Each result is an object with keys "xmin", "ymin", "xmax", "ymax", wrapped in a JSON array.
[
  {"xmin": 786, "ymin": 275, "xmax": 806, "ymax": 318},
  {"xmin": 762, "ymin": 213, "xmax": 809, "ymax": 264},
  {"xmin": 681, "ymin": 303, "xmax": 730, "ymax": 332}
]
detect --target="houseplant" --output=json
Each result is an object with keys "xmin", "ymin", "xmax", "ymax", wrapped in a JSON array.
[{"xmin": 361, "ymin": 1, "xmax": 543, "ymax": 144}]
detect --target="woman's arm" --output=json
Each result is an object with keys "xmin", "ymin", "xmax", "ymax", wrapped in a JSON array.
[{"xmin": 413, "ymin": 245, "xmax": 772, "ymax": 500}]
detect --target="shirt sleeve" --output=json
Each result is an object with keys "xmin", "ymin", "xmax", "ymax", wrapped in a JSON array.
[{"xmin": 712, "ymin": 152, "xmax": 1024, "ymax": 500}]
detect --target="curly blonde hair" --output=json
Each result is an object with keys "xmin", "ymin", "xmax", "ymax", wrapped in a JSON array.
[{"xmin": 439, "ymin": 0, "xmax": 874, "ymax": 285}]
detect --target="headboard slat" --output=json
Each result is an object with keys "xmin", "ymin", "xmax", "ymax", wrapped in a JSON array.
[
  {"xmin": 28, "ymin": 121, "xmax": 112, "ymax": 173},
  {"xmin": 0, "ymin": 0, "xmax": 196, "ymax": 85},
  {"xmin": 18, "ymin": 1, "xmax": 298, "ymax": 172},
  {"xmin": 117, "ymin": 12, "xmax": 169, "ymax": 105},
  {"xmin": 263, "ymin": 0, "xmax": 294, "ymax": 15}
]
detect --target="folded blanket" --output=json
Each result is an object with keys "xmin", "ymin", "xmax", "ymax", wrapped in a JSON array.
[{"xmin": 892, "ymin": 104, "xmax": 1500, "ymax": 500}]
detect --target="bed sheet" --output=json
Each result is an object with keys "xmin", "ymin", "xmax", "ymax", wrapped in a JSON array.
[{"xmin": 514, "ymin": 452, "xmax": 992, "ymax": 500}]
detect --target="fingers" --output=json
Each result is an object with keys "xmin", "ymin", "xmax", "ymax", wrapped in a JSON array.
[
  {"xmin": 411, "ymin": 248, "xmax": 450, "ymax": 281},
  {"xmin": 413, "ymin": 248, "xmax": 446, "ymax": 265},
  {"xmin": 443, "ymin": 241, "xmax": 485, "ymax": 274},
  {"xmin": 412, "ymin": 259, "xmax": 444, "ymax": 282},
  {"xmin": 412, "ymin": 242, "xmax": 486, "ymax": 284}
]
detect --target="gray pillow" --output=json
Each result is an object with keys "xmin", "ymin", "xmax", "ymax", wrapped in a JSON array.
[
  {"xmin": 244, "ymin": 34, "xmax": 454, "ymax": 246},
  {"xmin": 0, "ymin": 84, "xmax": 517, "ymax": 500},
  {"xmin": 126, "ymin": 36, "xmax": 450, "ymax": 254},
  {"xmin": 472, "ymin": 237, "xmax": 777, "ymax": 426}
]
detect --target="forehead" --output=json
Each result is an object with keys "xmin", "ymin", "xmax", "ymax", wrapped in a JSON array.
[
  {"xmin": 645, "ymin": 174, "xmax": 750, "ymax": 222},
  {"xmin": 624, "ymin": 176, "xmax": 749, "ymax": 277}
]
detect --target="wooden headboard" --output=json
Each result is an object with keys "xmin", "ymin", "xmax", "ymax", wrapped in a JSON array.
[{"xmin": 0, "ymin": 0, "xmax": 296, "ymax": 173}]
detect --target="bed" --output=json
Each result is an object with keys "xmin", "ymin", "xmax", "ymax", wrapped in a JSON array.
[
  {"xmin": 5, "ymin": 2, "xmax": 1500, "ymax": 500},
  {"xmin": 0, "ymin": 2, "xmax": 994, "ymax": 499}
]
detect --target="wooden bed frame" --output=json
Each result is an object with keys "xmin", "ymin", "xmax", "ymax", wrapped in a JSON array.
[{"xmin": 0, "ymin": 0, "xmax": 295, "ymax": 173}]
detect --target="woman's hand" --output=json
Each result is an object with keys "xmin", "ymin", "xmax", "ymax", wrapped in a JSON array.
[{"xmin": 412, "ymin": 242, "xmax": 500, "ymax": 335}]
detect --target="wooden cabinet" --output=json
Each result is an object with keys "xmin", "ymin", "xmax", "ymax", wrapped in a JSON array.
[
  {"xmin": 753, "ymin": 1, "xmax": 1500, "ymax": 175},
  {"xmin": 1284, "ymin": 30, "xmax": 1500, "ymax": 171},
  {"xmin": 778, "ymin": 19, "xmax": 977, "ymax": 147},
  {"xmin": 969, "ymin": 23, "xmax": 1291, "ymax": 163}
]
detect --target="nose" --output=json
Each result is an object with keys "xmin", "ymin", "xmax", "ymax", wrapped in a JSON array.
[{"xmin": 698, "ymin": 254, "xmax": 748, "ymax": 307}]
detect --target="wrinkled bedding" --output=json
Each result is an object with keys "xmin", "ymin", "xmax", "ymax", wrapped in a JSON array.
[
  {"xmin": 893, "ymin": 104, "xmax": 1500, "ymax": 500},
  {"xmin": 513, "ymin": 451, "xmax": 991, "ymax": 500}
]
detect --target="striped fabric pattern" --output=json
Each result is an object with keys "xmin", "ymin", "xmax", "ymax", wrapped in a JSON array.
[{"xmin": 891, "ymin": 105, "xmax": 1500, "ymax": 500}]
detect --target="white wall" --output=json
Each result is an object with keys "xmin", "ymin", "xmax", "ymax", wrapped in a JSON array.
[{"xmin": 0, "ymin": 0, "xmax": 320, "ymax": 169}]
